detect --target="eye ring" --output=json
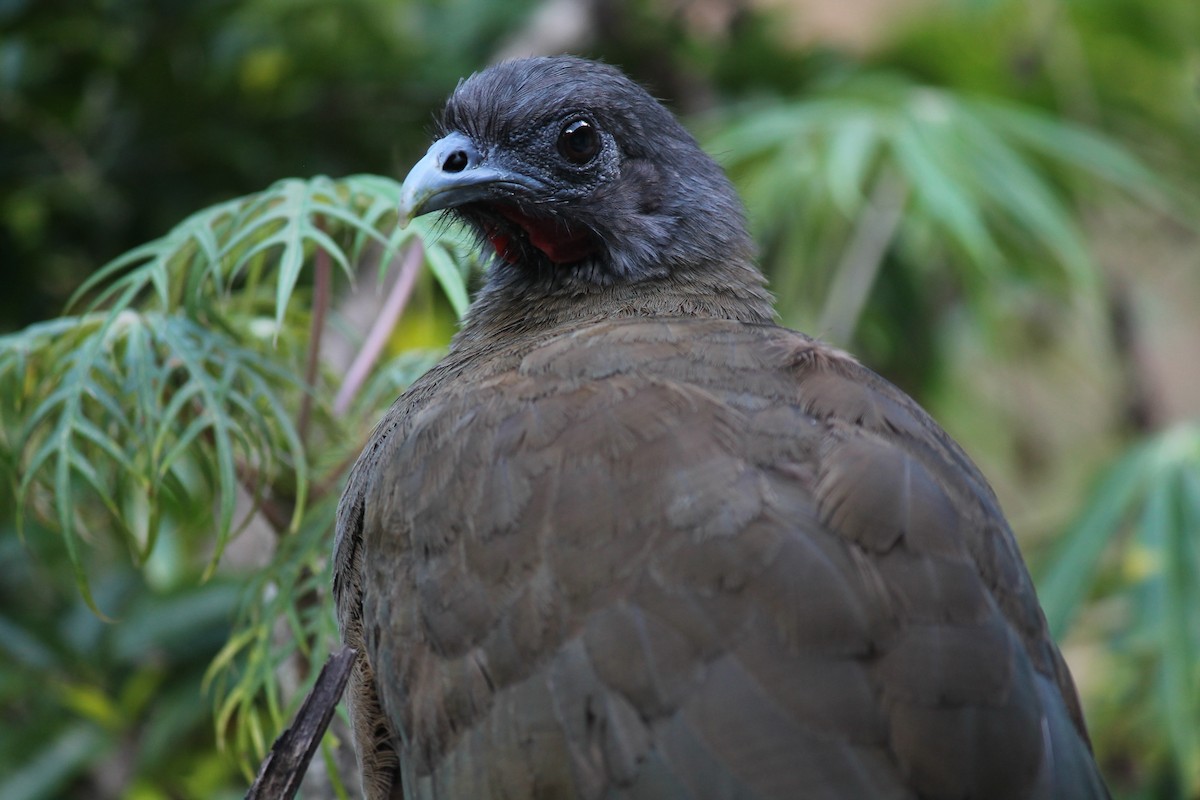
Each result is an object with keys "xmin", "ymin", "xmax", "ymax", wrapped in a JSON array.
[{"xmin": 557, "ymin": 119, "xmax": 601, "ymax": 164}]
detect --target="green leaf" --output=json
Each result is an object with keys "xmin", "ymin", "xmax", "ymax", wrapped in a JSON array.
[
  {"xmin": 16, "ymin": 311, "xmax": 308, "ymax": 602},
  {"xmin": 824, "ymin": 114, "xmax": 879, "ymax": 213},
  {"xmin": 425, "ymin": 237, "xmax": 471, "ymax": 318},
  {"xmin": 891, "ymin": 117, "xmax": 998, "ymax": 272},
  {"xmin": 1156, "ymin": 468, "xmax": 1200, "ymax": 793},
  {"xmin": 977, "ymin": 99, "xmax": 1168, "ymax": 201},
  {"xmin": 0, "ymin": 725, "xmax": 108, "ymax": 800},
  {"xmin": 705, "ymin": 72, "xmax": 1170, "ymax": 336},
  {"xmin": 1037, "ymin": 440, "xmax": 1155, "ymax": 638}
]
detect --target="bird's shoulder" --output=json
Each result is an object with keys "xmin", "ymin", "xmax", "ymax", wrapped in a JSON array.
[
  {"xmin": 334, "ymin": 314, "xmax": 1097, "ymax": 799},
  {"xmin": 340, "ymin": 311, "xmax": 1063, "ymax": 686}
]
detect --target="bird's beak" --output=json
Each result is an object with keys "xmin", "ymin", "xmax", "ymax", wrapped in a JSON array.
[{"xmin": 398, "ymin": 132, "xmax": 538, "ymax": 226}]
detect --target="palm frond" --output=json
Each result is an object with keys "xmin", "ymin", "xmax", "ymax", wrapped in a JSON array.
[
  {"xmin": 6, "ymin": 174, "xmax": 472, "ymax": 610},
  {"xmin": 1038, "ymin": 423, "xmax": 1200, "ymax": 794},
  {"xmin": 704, "ymin": 73, "xmax": 1168, "ymax": 338}
]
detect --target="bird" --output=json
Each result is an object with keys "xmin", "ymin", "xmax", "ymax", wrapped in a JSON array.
[{"xmin": 333, "ymin": 55, "xmax": 1110, "ymax": 800}]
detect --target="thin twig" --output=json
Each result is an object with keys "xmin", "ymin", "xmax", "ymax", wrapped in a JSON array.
[
  {"xmin": 245, "ymin": 647, "xmax": 358, "ymax": 800},
  {"xmin": 1107, "ymin": 277, "xmax": 1159, "ymax": 434},
  {"xmin": 818, "ymin": 171, "xmax": 908, "ymax": 345},
  {"xmin": 233, "ymin": 463, "xmax": 293, "ymax": 534},
  {"xmin": 333, "ymin": 240, "xmax": 424, "ymax": 416}
]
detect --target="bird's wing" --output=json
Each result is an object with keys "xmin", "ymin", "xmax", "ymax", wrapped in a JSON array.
[{"xmin": 334, "ymin": 316, "xmax": 1107, "ymax": 800}]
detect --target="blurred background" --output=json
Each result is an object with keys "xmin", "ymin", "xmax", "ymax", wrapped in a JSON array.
[{"xmin": 1, "ymin": 0, "xmax": 1198, "ymax": 798}]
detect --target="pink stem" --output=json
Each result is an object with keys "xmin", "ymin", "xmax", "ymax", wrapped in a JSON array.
[{"xmin": 333, "ymin": 240, "xmax": 423, "ymax": 416}]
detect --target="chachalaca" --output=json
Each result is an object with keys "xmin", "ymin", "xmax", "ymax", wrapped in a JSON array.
[{"xmin": 334, "ymin": 56, "xmax": 1109, "ymax": 800}]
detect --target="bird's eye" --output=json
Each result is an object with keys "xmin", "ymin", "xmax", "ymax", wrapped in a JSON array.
[{"xmin": 557, "ymin": 119, "xmax": 600, "ymax": 164}]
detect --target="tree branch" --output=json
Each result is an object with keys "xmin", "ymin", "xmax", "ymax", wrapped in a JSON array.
[
  {"xmin": 245, "ymin": 647, "xmax": 358, "ymax": 800},
  {"xmin": 818, "ymin": 170, "xmax": 908, "ymax": 345}
]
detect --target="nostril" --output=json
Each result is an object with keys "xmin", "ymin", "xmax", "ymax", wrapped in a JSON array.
[{"xmin": 443, "ymin": 149, "xmax": 469, "ymax": 173}]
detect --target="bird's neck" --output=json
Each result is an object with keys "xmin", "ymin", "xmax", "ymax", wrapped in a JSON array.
[{"xmin": 452, "ymin": 258, "xmax": 775, "ymax": 348}]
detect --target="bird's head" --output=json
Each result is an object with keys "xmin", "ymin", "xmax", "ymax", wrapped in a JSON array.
[{"xmin": 399, "ymin": 56, "xmax": 757, "ymax": 290}]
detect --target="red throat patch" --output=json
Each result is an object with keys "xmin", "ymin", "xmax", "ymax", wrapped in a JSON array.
[{"xmin": 487, "ymin": 205, "xmax": 596, "ymax": 265}]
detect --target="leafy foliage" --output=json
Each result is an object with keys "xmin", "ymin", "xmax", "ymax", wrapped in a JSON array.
[
  {"xmin": 1039, "ymin": 424, "xmax": 1200, "ymax": 795},
  {"xmin": 0, "ymin": 0, "xmax": 535, "ymax": 330},
  {"xmin": 2, "ymin": 1, "xmax": 1198, "ymax": 798},
  {"xmin": 707, "ymin": 72, "xmax": 1164, "ymax": 345},
  {"xmin": 5, "ymin": 175, "xmax": 471, "ymax": 608},
  {"xmin": 0, "ymin": 527, "xmax": 245, "ymax": 800},
  {"xmin": 204, "ymin": 494, "xmax": 341, "ymax": 777},
  {"xmin": 8, "ymin": 311, "xmax": 306, "ymax": 610},
  {"xmin": 1, "ymin": 173, "xmax": 473, "ymax": 793}
]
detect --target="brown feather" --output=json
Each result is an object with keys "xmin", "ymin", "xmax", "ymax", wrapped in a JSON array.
[
  {"xmin": 334, "ymin": 55, "xmax": 1105, "ymax": 800},
  {"xmin": 335, "ymin": 316, "xmax": 1104, "ymax": 799}
]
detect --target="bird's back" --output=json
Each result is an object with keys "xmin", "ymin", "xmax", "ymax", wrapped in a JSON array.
[{"xmin": 335, "ymin": 315, "xmax": 1108, "ymax": 800}]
